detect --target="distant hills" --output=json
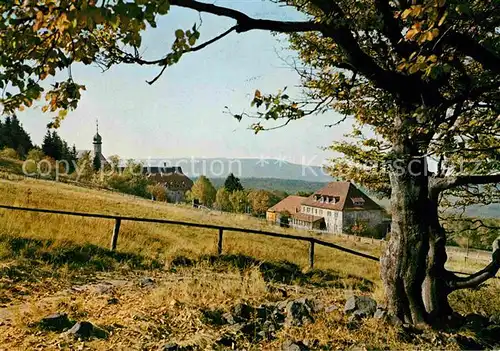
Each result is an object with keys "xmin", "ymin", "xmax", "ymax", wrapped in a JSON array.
[
  {"xmin": 137, "ymin": 158, "xmax": 333, "ymax": 182},
  {"xmin": 209, "ymin": 177, "xmax": 329, "ymax": 195},
  {"xmin": 135, "ymin": 157, "xmax": 498, "ymax": 219}
]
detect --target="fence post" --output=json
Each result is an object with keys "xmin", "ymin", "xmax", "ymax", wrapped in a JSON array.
[
  {"xmin": 217, "ymin": 228, "xmax": 223, "ymax": 255},
  {"xmin": 110, "ymin": 218, "xmax": 121, "ymax": 251},
  {"xmin": 309, "ymin": 240, "xmax": 315, "ymax": 269}
]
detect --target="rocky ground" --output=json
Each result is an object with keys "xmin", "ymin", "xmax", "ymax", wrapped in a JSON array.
[{"xmin": 1, "ymin": 254, "xmax": 500, "ymax": 350}]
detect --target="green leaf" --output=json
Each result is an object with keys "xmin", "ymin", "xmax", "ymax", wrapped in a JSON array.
[
  {"xmin": 157, "ymin": 0, "xmax": 170, "ymax": 15},
  {"xmin": 175, "ymin": 29, "xmax": 184, "ymax": 39}
]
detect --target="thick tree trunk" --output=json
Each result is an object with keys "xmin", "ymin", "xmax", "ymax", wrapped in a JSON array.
[
  {"xmin": 380, "ymin": 162, "xmax": 430, "ymax": 325},
  {"xmin": 422, "ymin": 198, "xmax": 454, "ymax": 322}
]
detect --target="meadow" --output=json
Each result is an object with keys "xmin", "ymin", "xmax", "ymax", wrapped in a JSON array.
[{"xmin": 0, "ymin": 164, "xmax": 498, "ymax": 350}]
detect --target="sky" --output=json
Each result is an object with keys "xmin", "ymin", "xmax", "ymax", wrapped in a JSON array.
[{"xmin": 15, "ymin": 1, "xmax": 353, "ymax": 167}]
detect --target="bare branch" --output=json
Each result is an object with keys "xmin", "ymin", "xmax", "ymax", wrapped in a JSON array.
[
  {"xmin": 169, "ymin": 0, "xmax": 322, "ymax": 33},
  {"xmin": 450, "ymin": 237, "xmax": 500, "ymax": 290},
  {"xmin": 431, "ymin": 174, "xmax": 500, "ymax": 193},
  {"xmin": 146, "ymin": 26, "xmax": 238, "ymax": 84}
]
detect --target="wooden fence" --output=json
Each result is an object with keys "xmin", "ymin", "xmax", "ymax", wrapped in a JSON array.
[{"xmin": 0, "ymin": 204, "xmax": 379, "ymax": 269}]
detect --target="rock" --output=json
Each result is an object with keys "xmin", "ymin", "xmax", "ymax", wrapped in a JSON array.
[
  {"xmin": 201, "ymin": 309, "xmax": 226, "ymax": 326},
  {"xmin": 276, "ymin": 300, "xmax": 289, "ymax": 311},
  {"xmin": 38, "ymin": 313, "xmax": 73, "ymax": 332},
  {"xmin": 93, "ymin": 283, "xmax": 113, "ymax": 294},
  {"xmin": 222, "ymin": 312, "xmax": 237, "ymax": 325},
  {"xmin": 450, "ymin": 335, "xmax": 484, "ymax": 350},
  {"xmin": 464, "ymin": 313, "xmax": 490, "ymax": 331},
  {"xmin": 282, "ymin": 339, "xmax": 309, "ymax": 351},
  {"xmin": 344, "ymin": 296, "xmax": 377, "ymax": 318},
  {"xmin": 325, "ymin": 305, "xmax": 338, "ymax": 313},
  {"xmin": 284, "ymin": 300, "xmax": 314, "ymax": 327},
  {"xmin": 479, "ymin": 324, "xmax": 500, "ymax": 344},
  {"xmin": 240, "ymin": 322, "xmax": 263, "ymax": 342},
  {"xmin": 232, "ymin": 303, "xmax": 255, "ymax": 321},
  {"xmin": 216, "ymin": 334, "xmax": 237, "ymax": 347},
  {"xmin": 107, "ymin": 297, "xmax": 119, "ymax": 305},
  {"xmin": 374, "ymin": 308, "xmax": 387, "ymax": 320},
  {"xmin": 139, "ymin": 277, "xmax": 155, "ymax": 288},
  {"xmin": 65, "ymin": 321, "xmax": 107, "ymax": 340},
  {"xmin": 163, "ymin": 343, "xmax": 180, "ymax": 351},
  {"xmin": 489, "ymin": 314, "xmax": 500, "ymax": 325},
  {"xmin": 347, "ymin": 345, "xmax": 367, "ymax": 351}
]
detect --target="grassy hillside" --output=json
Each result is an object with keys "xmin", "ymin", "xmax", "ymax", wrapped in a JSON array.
[{"xmin": 0, "ymin": 161, "xmax": 498, "ymax": 349}]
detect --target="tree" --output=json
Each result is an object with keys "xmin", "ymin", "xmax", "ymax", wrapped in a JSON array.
[
  {"xmin": 0, "ymin": 116, "xmax": 33, "ymax": 158},
  {"xmin": 247, "ymin": 189, "xmax": 271, "ymax": 216},
  {"xmin": 229, "ymin": 190, "xmax": 248, "ymax": 214},
  {"xmin": 2, "ymin": 0, "xmax": 500, "ymax": 326},
  {"xmin": 0, "ymin": 147, "xmax": 19, "ymax": 160},
  {"xmin": 190, "ymin": 176, "xmax": 216, "ymax": 207},
  {"xmin": 296, "ymin": 191, "xmax": 313, "ymax": 198},
  {"xmin": 24, "ymin": 148, "xmax": 45, "ymax": 175},
  {"xmin": 224, "ymin": 173, "xmax": 243, "ymax": 193},
  {"xmin": 215, "ymin": 187, "xmax": 231, "ymax": 211},
  {"xmin": 147, "ymin": 183, "xmax": 167, "ymax": 202},
  {"xmin": 108, "ymin": 155, "xmax": 121, "ymax": 172},
  {"xmin": 74, "ymin": 151, "xmax": 94, "ymax": 182}
]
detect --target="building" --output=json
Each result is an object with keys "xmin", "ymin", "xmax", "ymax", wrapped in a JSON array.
[
  {"xmin": 146, "ymin": 164, "xmax": 193, "ymax": 203},
  {"xmin": 267, "ymin": 181, "xmax": 388, "ymax": 236},
  {"xmin": 301, "ymin": 182, "xmax": 386, "ymax": 234},
  {"xmin": 77, "ymin": 120, "xmax": 109, "ymax": 168},
  {"xmin": 266, "ymin": 195, "xmax": 306, "ymax": 225}
]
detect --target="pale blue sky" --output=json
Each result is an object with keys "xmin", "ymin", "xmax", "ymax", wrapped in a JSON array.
[{"xmin": 16, "ymin": 1, "xmax": 351, "ymax": 166}]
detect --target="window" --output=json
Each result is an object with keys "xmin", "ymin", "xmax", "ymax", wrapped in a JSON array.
[
  {"xmin": 314, "ymin": 209, "xmax": 318, "ymax": 214},
  {"xmin": 351, "ymin": 197, "xmax": 365, "ymax": 206},
  {"xmin": 334, "ymin": 212, "xmax": 339, "ymax": 219},
  {"xmin": 307, "ymin": 207, "xmax": 310, "ymax": 213},
  {"xmin": 327, "ymin": 211, "xmax": 331, "ymax": 216},
  {"xmin": 319, "ymin": 210, "xmax": 323, "ymax": 215}
]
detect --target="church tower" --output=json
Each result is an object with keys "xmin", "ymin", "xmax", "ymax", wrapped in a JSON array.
[{"xmin": 93, "ymin": 119, "xmax": 102, "ymax": 157}]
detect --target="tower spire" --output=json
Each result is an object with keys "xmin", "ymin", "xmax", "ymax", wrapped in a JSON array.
[{"xmin": 96, "ymin": 118, "xmax": 99, "ymax": 134}]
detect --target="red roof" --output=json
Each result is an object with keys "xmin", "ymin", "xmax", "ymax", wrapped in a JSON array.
[
  {"xmin": 291, "ymin": 213, "xmax": 324, "ymax": 223},
  {"xmin": 267, "ymin": 195, "xmax": 306, "ymax": 214},
  {"xmin": 302, "ymin": 182, "xmax": 382, "ymax": 211}
]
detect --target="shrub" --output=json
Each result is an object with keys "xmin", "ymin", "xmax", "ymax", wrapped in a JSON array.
[{"xmin": 0, "ymin": 147, "xmax": 19, "ymax": 159}]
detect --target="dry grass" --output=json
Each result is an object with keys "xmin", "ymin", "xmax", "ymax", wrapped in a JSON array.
[{"xmin": 0, "ymin": 174, "xmax": 498, "ymax": 350}]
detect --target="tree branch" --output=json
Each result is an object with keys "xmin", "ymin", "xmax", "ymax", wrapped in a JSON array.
[
  {"xmin": 450, "ymin": 237, "xmax": 500, "ymax": 290},
  {"xmin": 169, "ymin": 0, "xmax": 322, "ymax": 33},
  {"xmin": 431, "ymin": 174, "xmax": 500, "ymax": 193},
  {"xmin": 442, "ymin": 30, "xmax": 500, "ymax": 74}
]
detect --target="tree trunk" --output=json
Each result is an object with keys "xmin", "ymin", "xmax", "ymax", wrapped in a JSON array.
[
  {"xmin": 422, "ymin": 197, "xmax": 454, "ymax": 322},
  {"xmin": 380, "ymin": 161, "xmax": 430, "ymax": 325}
]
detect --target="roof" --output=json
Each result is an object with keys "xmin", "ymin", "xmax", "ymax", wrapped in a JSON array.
[
  {"xmin": 267, "ymin": 195, "xmax": 306, "ymax": 214},
  {"xmin": 93, "ymin": 133, "xmax": 102, "ymax": 143},
  {"xmin": 291, "ymin": 213, "xmax": 324, "ymax": 223},
  {"xmin": 147, "ymin": 172, "xmax": 193, "ymax": 190},
  {"xmin": 302, "ymin": 181, "xmax": 383, "ymax": 211},
  {"xmin": 143, "ymin": 166, "xmax": 184, "ymax": 175}
]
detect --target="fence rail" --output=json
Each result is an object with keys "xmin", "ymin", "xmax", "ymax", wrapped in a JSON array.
[{"xmin": 0, "ymin": 204, "xmax": 379, "ymax": 268}]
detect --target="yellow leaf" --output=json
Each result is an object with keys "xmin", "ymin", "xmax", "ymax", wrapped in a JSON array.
[
  {"xmin": 428, "ymin": 55, "xmax": 438, "ymax": 63},
  {"xmin": 401, "ymin": 9, "xmax": 412, "ymax": 19},
  {"xmin": 254, "ymin": 89, "xmax": 261, "ymax": 99},
  {"xmin": 406, "ymin": 29, "xmax": 418, "ymax": 40},
  {"xmin": 438, "ymin": 11, "xmax": 448, "ymax": 26}
]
